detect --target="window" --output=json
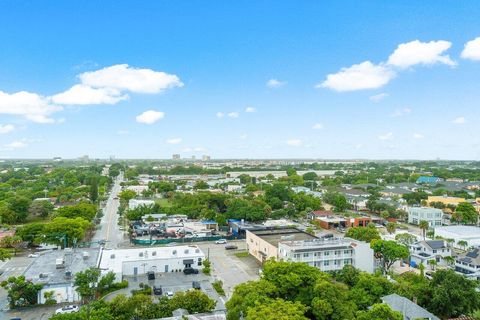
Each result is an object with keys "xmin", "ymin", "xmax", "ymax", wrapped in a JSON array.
[
  {"xmin": 324, "ymin": 251, "xmax": 330, "ymax": 256},
  {"xmin": 344, "ymin": 259, "xmax": 350, "ymax": 265},
  {"xmin": 324, "ymin": 261, "xmax": 329, "ymax": 266},
  {"xmin": 303, "ymin": 253, "xmax": 309, "ymax": 258},
  {"xmin": 344, "ymin": 250, "xmax": 350, "ymax": 255},
  {"xmin": 152, "ymin": 251, "xmax": 156, "ymax": 256},
  {"xmin": 334, "ymin": 250, "xmax": 341, "ymax": 256},
  {"xmin": 184, "ymin": 249, "xmax": 189, "ymax": 254},
  {"xmin": 294, "ymin": 254, "xmax": 301, "ymax": 259}
]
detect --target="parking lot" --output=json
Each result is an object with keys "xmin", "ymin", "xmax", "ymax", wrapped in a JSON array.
[{"xmin": 197, "ymin": 240, "xmax": 260, "ymax": 297}]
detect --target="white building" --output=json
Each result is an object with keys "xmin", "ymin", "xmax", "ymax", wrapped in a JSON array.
[
  {"xmin": 129, "ymin": 199, "xmax": 155, "ymax": 210},
  {"xmin": 455, "ymin": 248, "xmax": 480, "ymax": 280},
  {"xmin": 98, "ymin": 245, "xmax": 205, "ymax": 281},
  {"xmin": 126, "ymin": 185, "xmax": 149, "ymax": 195},
  {"xmin": 39, "ymin": 283, "xmax": 80, "ymax": 304},
  {"xmin": 409, "ymin": 240, "xmax": 451, "ymax": 268},
  {"xmin": 277, "ymin": 237, "xmax": 376, "ymax": 273},
  {"xmin": 434, "ymin": 226, "xmax": 480, "ymax": 249},
  {"xmin": 407, "ymin": 207, "xmax": 443, "ymax": 227}
]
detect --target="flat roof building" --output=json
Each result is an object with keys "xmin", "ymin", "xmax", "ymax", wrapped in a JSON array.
[{"xmin": 435, "ymin": 225, "xmax": 480, "ymax": 249}]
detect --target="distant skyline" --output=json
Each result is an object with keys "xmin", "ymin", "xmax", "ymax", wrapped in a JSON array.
[{"xmin": 1, "ymin": 1, "xmax": 480, "ymax": 160}]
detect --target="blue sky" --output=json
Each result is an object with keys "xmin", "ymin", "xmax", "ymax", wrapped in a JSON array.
[{"xmin": 1, "ymin": 1, "xmax": 480, "ymax": 160}]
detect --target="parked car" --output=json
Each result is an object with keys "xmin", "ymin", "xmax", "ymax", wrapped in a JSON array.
[
  {"xmin": 192, "ymin": 281, "xmax": 201, "ymax": 290},
  {"xmin": 225, "ymin": 244, "xmax": 238, "ymax": 250},
  {"xmin": 183, "ymin": 267, "xmax": 199, "ymax": 275},
  {"xmin": 147, "ymin": 271, "xmax": 155, "ymax": 280},
  {"xmin": 28, "ymin": 253, "xmax": 39, "ymax": 258},
  {"xmin": 165, "ymin": 291, "xmax": 174, "ymax": 299},
  {"xmin": 153, "ymin": 286, "xmax": 163, "ymax": 295},
  {"xmin": 215, "ymin": 239, "xmax": 227, "ymax": 244},
  {"xmin": 55, "ymin": 305, "xmax": 79, "ymax": 315}
]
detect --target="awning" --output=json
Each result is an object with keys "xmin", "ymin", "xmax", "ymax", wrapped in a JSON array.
[{"xmin": 183, "ymin": 259, "xmax": 194, "ymax": 264}]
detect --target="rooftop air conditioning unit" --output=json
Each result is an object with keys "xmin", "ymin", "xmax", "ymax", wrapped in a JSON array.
[{"xmin": 172, "ymin": 250, "xmax": 177, "ymax": 255}]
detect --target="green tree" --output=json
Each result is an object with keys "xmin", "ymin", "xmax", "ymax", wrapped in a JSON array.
[
  {"xmin": 194, "ymin": 180, "xmax": 209, "ymax": 190},
  {"xmin": 370, "ymin": 239, "xmax": 409, "ymax": 274},
  {"xmin": 170, "ymin": 290, "xmax": 216, "ymax": 314},
  {"xmin": 0, "ymin": 248, "xmax": 12, "ymax": 261},
  {"xmin": 56, "ymin": 202, "xmax": 97, "ymax": 221},
  {"xmin": 395, "ymin": 233, "xmax": 417, "ymax": 246},
  {"xmin": 454, "ymin": 202, "xmax": 478, "ymax": 225},
  {"xmin": 458, "ymin": 240, "xmax": 468, "ymax": 251},
  {"xmin": 89, "ymin": 176, "xmax": 99, "ymax": 203},
  {"xmin": 345, "ymin": 225, "xmax": 380, "ymax": 243},
  {"xmin": 226, "ymin": 280, "xmax": 279, "ymax": 320},
  {"xmin": 386, "ymin": 222, "xmax": 396, "ymax": 234},
  {"xmin": 0, "ymin": 275, "xmax": 43, "ymax": 308},
  {"xmin": 42, "ymin": 217, "xmax": 91, "ymax": 247},
  {"xmin": 74, "ymin": 267, "xmax": 101, "ymax": 303},
  {"xmin": 28, "ymin": 200, "xmax": 54, "ymax": 218},
  {"xmin": 0, "ymin": 235, "xmax": 22, "ymax": 256},
  {"xmin": 419, "ymin": 220, "xmax": 429, "ymax": 240},
  {"xmin": 311, "ymin": 276, "xmax": 357, "ymax": 320},
  {"xmin": 349, "ymin": 273, "xmax": 394, "ymax": 310},
  {"xmin": 356, "ymin": 303, "xmax": 402, "ymax": 320},
  {"xmin": 246, "ymin": 298, "xmax": 308, "ymax": 320},
  {"xmin": 118, "ymin": 189, "xmax": 136, "ymax": 202},
  {"xmin": 426, "ymin": 269, "xmax": 480, "ymax": 318}
]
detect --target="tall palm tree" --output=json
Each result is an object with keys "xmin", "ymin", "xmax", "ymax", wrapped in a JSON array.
[
  {"xmin": 419, "ymin": 220, "xmax": 429, "ymax": 240},
  {"xmin": 427, "ymin": 259, "xmax": 437, "ymax": 271},
  {"xmin": 458, "ymin": 240, "xmax": 468, "ymax": 251},
  {"xmin": 443, "ymin": 256, "xmax": 455, "ymax": 267}
]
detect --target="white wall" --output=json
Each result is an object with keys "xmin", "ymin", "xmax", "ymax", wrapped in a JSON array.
[
  {"xmin": 353, "ymin": 241, "xmax": 375, "ymax": 273},
  {"xmin": 39, "ymin": 284, "xmax": 80, "ymax": 304}
]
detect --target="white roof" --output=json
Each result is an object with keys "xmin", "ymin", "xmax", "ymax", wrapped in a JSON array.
[
  {"xmin": 435, "ymin": 225, "xmax": 480, "ymax": 237},
  {"xmin": 99, "ymin": 245, "xmax": 204, "ymax": 274}
]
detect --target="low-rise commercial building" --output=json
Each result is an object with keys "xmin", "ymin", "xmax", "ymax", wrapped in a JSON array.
[
  {"xmin": 435, "ymin": 225, "xmax": 480, "ymax": 249},
  {"xmin": 246, "ymin": 228, "xmax": 316, "ymax": 263},
  {"xmin": 98, "ymin": 245, "xmax": 205, "ymax": 281},
  {"xmin": 407, "ymin": 207, "xmax": 443, "ymax": 227},
  {"xmin": 129, "ymin": 199, "xmax": 155, "ymax": 210}
]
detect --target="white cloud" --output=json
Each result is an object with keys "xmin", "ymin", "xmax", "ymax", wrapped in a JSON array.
[
  {"xmin": 369, "ymin": 93, "xmax": 389, "ymax": 102},
  {"xmin": 52, "ymin": 84, "xmax": 127, "ymax": 105},
  {"xmin": 318, "ymin": 61, "xmax": 395, "ymax": 92},
  {"xmin": 166, "ymin": 138, "xmax": 182, "ymax": 144},
  {"xmin": 312, "ymin": 123, "xmax": 323, "ymax": 130},
  {"xmin": 0, "ymin": 124, "xmax": 15, "ymax": 134},
  {"xmin": 266, "ymin": 79, "xmax": 286, "ymax": 88},
  {"xmin": 391, "ymin": 108, "xmax": 411, "ymax": 117},
  {"xmin": 245, "ymin": 107, "xmax": 256, "ymax": 113},
  {"xmin": 461, "ymin": 37, "xmax": 480, "ymax": 61},
  {"xmin": 387, "ymin": 40, "xmax": 456, "ymax": 69},
  {"xmin": 452, "ymin": 116, "xmax": 466, "ymax": 124},
  {"xmin": 117, "ymin": 130, "xmax": 129, "ymax": 135},
  {"xmin": 194, "ymin": 147, "xmax": 206, "ymax": 152},
  {"xmin": 286, "ymin": 139, "xmax": 303, "ymax": 147},
  {"xmin": 79, "ymin": 64, "xmax": 183, "ymax": 94},
  {"xmin": 239, "ymin": 134, "xmax": 248, "ymax": 140},
  {"xmin": 135, "ymin": 110, "xmax": 165, "ymax": 124},
  {"xmin": 378, "ymin": 132, "xmax": 393, "ymax": 141},
  {"xmin": 413, "ymin": 133, "xmax": 424, "ymax": 139},
  {"xmin": 4, "ymin": 140, "xmax": 27, "ymax": 149},
  {"xmin": 216, "ymin": 112, "xmax": 224, "ymax": 118},
  {"xmin": 0, "ymin": 90, "xmax": 62, "ymax": 123},
  {"xmin": 227, "ymin": 112, "xmax": 239, "ymax": 118}
]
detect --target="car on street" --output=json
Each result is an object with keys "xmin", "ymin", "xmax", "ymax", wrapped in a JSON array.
[
  {"xmin": 28, "ymin": 253, "xmax": 39, "ymax": 258},
  {"xmin": 225, "ymin": 244, "xmax": 238, "ymax": 250},
  {"xmin": 55, "ymin": 305, "xmax": 79, "ymax": 315},
  {"xmin": 165, "ymin": 291, "xmax": 174, "ymax": 299},
  {"xmin": 113, "ymin": 197, "xmax": 118, "ymax": 200},
  {"xmin": 192, "ymin": 281, "xmax": 201, "ymax": 290},
  {"xmin": 215, "ymin": 239, "xmax": 227, "ymax": 244},
  {"xmin": 183, "ymin": 267, "xmax": 199, "ymax": 275}
]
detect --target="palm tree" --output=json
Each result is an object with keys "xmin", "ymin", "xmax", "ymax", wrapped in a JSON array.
[
  {"xmin": 419, "ymin": 220, "xmax": 429, "ymax": 240},
  {"xmin": 443, "ymin": 256, "xmax": 455, "ymax": 267},
  {"xmin": 458, "ymin": 240, "xmax": 468, "ymax": 251},
  {"xmin": 446, "ymin": 238, "xmax": 455, "ymax": 248},
  {"xmin": 427, "ymin": 259, "xmax": 437, "ymax": 271},
  {"xmin": 419, "ymin": 262, "xmax": 425, "ymax": 277}
]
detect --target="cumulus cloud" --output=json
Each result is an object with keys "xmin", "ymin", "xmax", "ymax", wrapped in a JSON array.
[
  {"xmin": 378, "ymin": 132, "xmax": 393, "ymax": 141},
  {"xmin": 452, "ymin": 116, "xmax": 466, "ymax": 124},
  {"xmin": 461, "ymin": 37, "xmax": 480, "ymax": 61},
  {"xmin": 312, "ymin": 123, "xmax": 323, "ymax": 130},
  {"xmin": 0, "ymin": 90, "xmax": 62, "ymax": 123},
  {"xmin": 317, "ymin": 61, "xmax": 395, "ymax": 92},
  {"xmin": 245, "ymin": 107, "xmax": 256, "ymax": 113},
  {"xmin": 136, "ymin": 110, "xmax": 165, "ymax": 124},
  {"xmin": 369, "ymin": 93, "xmax": 389, "ymax": 102},
  {"xmin": 387, "ymin": 40, "xmax": 456, "ymax": 69},
  {"xmin": 216, "ymin": 112, "xmax": 224, "ymax": 118},
  {"xmin": 166, "ymin": 138, "xmax": 182, "ymax": 144},
  {"xmin": 413, "ymin": 133, "xmax": 424, "ymax": 139},
  {"xmin": 286, "ymin": 139, "xmax": 303, "ymax": 147},
  {"xmin": 391, "ymin": 108, "xmax": 411, "ymax": 117},
  {"xmin": 0, "ymin": 124, "xmax": 15, "ymax": 134},
  {"xmin": 4, "ymin": 140, "xmax": 27, "ymax": 149},
  {"xmin": 79, "ymin": 64, "xmax": 183, "ymax": 94},
  {"xmin": 266, "ymin": 79, "xmax": 286, "ymax": 88},
  {"xmin": 227, "ymin": 112, "xmax": 239, "ymax": 118},
  {"xmin": 52, "ymin": 84, "xmax": 127, "ymax": 105}
]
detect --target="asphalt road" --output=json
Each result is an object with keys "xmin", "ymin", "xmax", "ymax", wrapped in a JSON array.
[{"xmin": 92, "ymin": 174, "xmax": 124, "ymax": 249}]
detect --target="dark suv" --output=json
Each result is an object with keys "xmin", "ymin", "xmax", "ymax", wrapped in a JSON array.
[
  {"xmin": 183, "ymin": 267, "xmax": 199, "ymax": 275},
  {"xmin": 153, "ymin": 285, "xmax": 163, "ymax": 295},
  {"xmin": 192, "ymin": 281, "xmax": 201, "ymax": 290}
]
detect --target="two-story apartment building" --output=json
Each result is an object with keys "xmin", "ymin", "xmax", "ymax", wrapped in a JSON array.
[
  {"xmin": 455, "ymin": 248, "xmax": 480, "ymax": 280},
  {"xmin": 277, "ymin": 237, "xmax": 375, "ymax": 273},
  {"xmin": 409, "ymin": 240, "xmax": 451, "ymax": 268},
  {"xmin": 407, "ymin": 207, "xmax": 443, "ymax": 227}
]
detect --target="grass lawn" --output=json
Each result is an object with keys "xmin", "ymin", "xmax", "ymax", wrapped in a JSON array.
[
  {"xmin": 155, "ymin": 198, "xmax": 172, "ymax": 208},
  {"xmin": 234, "ymin": 251, "xmax": 250, "ymax": 258}
]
